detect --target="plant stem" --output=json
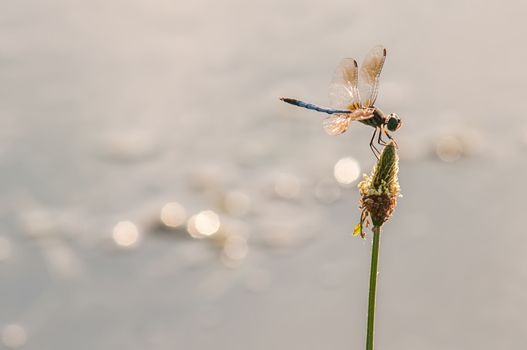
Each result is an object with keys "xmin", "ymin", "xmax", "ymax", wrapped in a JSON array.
[{"xmin": 366, "ymin": 225, "xmax": 381, "ymax": 350}]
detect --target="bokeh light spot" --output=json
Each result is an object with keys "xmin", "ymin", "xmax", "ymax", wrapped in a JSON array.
[
  {"xmin": 223, "ymin": 191, "xmax": 251, "ymax": 217},
  {"xmin": 0, "ymin": 236, "xmax": 12, "ymax": 262},
  {"xmin": 334, "ymin": 157, "xmax": 361, "ymax": 185},
  {"xmin": 314, "ymin": 178, "xmax": 342, "ymax": 204},
  {"xmin": 187, "ymin": 211, "xmax": 220, "ymax": 239},
  {"xmin": 160, "ymin": 202, "xmax": 187, "ymax": 228},
  {"xmin": 274, "ymin": 173, "xmax": 301, "ymax": 199},
  {"xmin": 112, "ymin": 221, "xmax": 140, "ymax": 248},
  {"xmin": 435, "ymin": 135, "xmax": 463, "ymax": 162},
  {"xmin": 1, "ymin": 324, "xmax": 27, "ymax": 349},
  {"xmin": 221, "ymin": 235, "xmax": 248, "ymax": 268}
]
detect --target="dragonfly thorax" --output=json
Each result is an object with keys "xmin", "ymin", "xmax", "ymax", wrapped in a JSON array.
[
  {"xmin": 359, "ymin": 107, "xmax": 385, "ymax": 128},
  {"xmin": 359, "ymin": 108, "xmax": 401, "ymax": 132}
]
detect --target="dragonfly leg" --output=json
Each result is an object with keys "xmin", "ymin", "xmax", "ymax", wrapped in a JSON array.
[
  {"xmin": 377, "ymin": 127, "xmax": 387, "ymax": 146},
  {"xmin": 384, "ymin": 130, "xmax": 398, "ymax": 147},
  {"xmin": 369, "ymin": 128, "xmax": 381, "ymax": 159}
]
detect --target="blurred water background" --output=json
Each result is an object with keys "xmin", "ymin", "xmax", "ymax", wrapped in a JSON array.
[{"xmin": 1, "ymin": 0, "xmax": 527, "ymax": 349}]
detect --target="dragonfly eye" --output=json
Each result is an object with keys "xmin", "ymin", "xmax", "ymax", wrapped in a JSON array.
[{"xmin": 386, "ymin": 113, "xmax": 401, "ymax": 132}]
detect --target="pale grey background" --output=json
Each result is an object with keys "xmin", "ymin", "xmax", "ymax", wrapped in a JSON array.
[{"xmin": 1, "ymin": 0, "xmax": 526, "ymax": 349}]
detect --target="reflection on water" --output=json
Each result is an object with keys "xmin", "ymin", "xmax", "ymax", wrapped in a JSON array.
[{"xmin": 2, "ymin": 0, "xmax": 527, "ymax": 349}]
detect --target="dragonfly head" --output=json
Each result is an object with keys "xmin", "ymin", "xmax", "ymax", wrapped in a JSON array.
[{"xmin": 386, "ymin": 113, "xmax": 401, "ymax": 132}]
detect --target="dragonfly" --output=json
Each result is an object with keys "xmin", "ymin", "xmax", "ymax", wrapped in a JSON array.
[{"xmin": 280, "ymin": 45, "xmax": 401, "ymax": 157}]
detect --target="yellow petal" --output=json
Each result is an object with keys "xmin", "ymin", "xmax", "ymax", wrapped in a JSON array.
[{"xmin": 353, "ymin": 223, "xmax": 362, "ymax": 237}]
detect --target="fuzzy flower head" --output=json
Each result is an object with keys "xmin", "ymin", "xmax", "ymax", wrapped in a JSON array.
[{"xmin": 354, "ymin": 141, "xmax": 400, "ymax": 237}]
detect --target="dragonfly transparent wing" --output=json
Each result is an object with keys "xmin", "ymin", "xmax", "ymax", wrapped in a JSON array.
[
  {"xmin": 359, "ymin": 46, "xmax": 386, "ymax": 108},
  {"xmin": 322, "ymin": 115, "xmax": 351, "ymax": 135},
  {"xmin": 322, "ymin": 108, "xmax": 375, "ymax": 135},
  {"xmin": 328, "ymin": 58, "xmax": 361, "ymax": 111}
]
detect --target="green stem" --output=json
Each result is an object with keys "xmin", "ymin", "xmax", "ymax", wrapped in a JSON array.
[{"xmin": 366, "ymin": 225, "xmax": 381, "ymax": 350}]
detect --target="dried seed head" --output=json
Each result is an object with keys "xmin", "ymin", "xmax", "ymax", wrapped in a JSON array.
[{"xmin": 355, "ymin": 141, "xmax": 400, "ymax": 236}]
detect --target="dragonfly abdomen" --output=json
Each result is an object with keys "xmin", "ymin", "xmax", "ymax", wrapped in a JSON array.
[{"xmin": 280, "ymin": 98, "xmax": 352, "ymax": 115}]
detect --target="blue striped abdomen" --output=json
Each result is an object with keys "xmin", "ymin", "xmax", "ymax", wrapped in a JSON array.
[{"xmin": 280, "ymin": 98, "xmax": 352, "ymax": 115}]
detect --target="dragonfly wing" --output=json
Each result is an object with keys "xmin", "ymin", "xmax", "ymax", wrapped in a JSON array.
[
  {"xmin": 328, "ymin": 58, "xmax": 361, "ymax": 111},
  {"xmin": 359, "ymin": 46, "xmax": 386, "ymax": 107},
  {"xmin": 322, "ymin": 115, "xmax": 351, "ymax": 135}
]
